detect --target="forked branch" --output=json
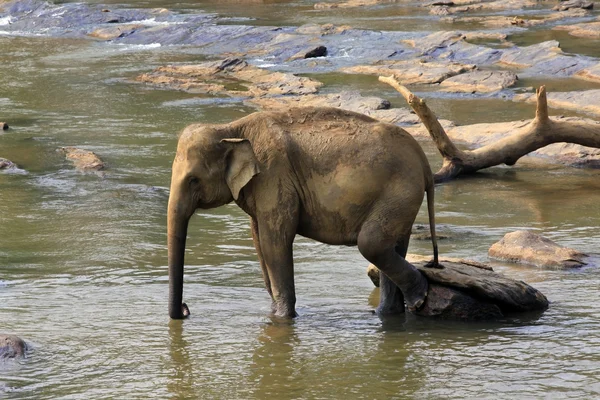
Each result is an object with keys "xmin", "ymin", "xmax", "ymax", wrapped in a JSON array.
[{"xmin": 379, "ymin": 75, "xmax": 600, "ymax": 182}]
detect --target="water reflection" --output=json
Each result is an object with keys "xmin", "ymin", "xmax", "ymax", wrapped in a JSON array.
[{"xmin": 167, "ymin": 320, "xmax": 195, "ymax": 399}]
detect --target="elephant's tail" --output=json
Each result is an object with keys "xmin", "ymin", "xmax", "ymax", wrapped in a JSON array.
[{"xmin": 426, "ymin": 180, "xmax": 439, "ymax": 266}]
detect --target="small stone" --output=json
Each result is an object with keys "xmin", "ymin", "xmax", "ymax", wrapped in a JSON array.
[
  {"xmin": 60, "ymin": 147, "xmax": 106, "ymax": 172},
  {"xmin": 0, "ymin": 158, "xmax": 16, "ymax": 170},
  {"xmin": 0, "ymin": 335, "xmax": 27, "ymax": 359},
  {"xmin": 0, "ymin": 122, "xmax": 8, "ymax": 130},
  {"xmin": 305, "ymin": 46, "xmax": 327, "ymax": 59}
]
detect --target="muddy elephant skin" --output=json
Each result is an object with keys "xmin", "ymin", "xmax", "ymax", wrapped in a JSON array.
[{"xmin": 167, "ymin": 107, "xmax": 438, "ymax": 319}]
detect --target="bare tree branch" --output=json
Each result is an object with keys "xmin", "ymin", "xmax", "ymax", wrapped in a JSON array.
[{"xmin": 379, "ymin": 76, "xmax": 600, "ymax": 182}]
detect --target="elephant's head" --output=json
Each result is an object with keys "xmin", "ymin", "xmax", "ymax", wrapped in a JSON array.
[{"xmin": 167, "ymin": 125, "xmax": 260, "ymax": 319}]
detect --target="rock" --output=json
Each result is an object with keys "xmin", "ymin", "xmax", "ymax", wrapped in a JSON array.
[
  {"xmin": 295, "ymin": 23, "xmax": 351, "ymax": 36},
  {"xmin": 0, "ymin": 158, "xmax": 16, "ymax": 170},
  {"xmin": 88, "ymin": 23, "xmax": 142, "ymax": 40},
  {"xmin": 554, "ymin": 21, "xmax": 600, "ymax": 39},
  {"xmin": 575, "ymin": 63, "xmax": 600, "ymax": 82},
  {"xmin": 314, "ymin": 0, "xmax": 396, "ymax": 9},
  {"xmin": 440, "ymin": 70, "xmax": 518, "ymax": 93},
  {"xmin": 0, "ymin": 334, "xmax": 27, "ymax": 359},
  {"xmin": 60, "ymin": 147, "xmax": 106, "ymax": 172},
  {"xmin": 0, "ymin": 122, "xmax": 8, "ymax": 130},
  {"xmin": 443, "ymin": 9, "xmax": 589, "ymax": 28},
  {"xmin": 367, "ymin": 257, "xmax": 548, "ymax": 319},
  {"xmin": 427, "ymin": 0, "xmax": 455, "ymax": 6},
  {"xmin": 489, "ymin": 230, "xmax": 588, "ymax": 269},
  {"xmin": 553, "ymin": 0, "xmax": 593, "ymax": 11},
  {"xmin": 513, "ymin": 89, "xmax": 600, "ymax": 117},
  {"xmin": 417, "ymin": 283, "xmax": 504, "ymax": 320},
  {"xmin": 341, "ymin": 59, "xmax": 476, "ymax": 85},
  {"xmin": 136, "ymin": 58, "xmax": 322, "ymax": 97},
  {"xmin": 288, "ymin": 45, "xmax": 327, "ymax": 61}
]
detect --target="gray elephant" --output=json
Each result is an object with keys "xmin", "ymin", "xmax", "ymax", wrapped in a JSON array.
[{"xmin": 168, "ymin": 107, "xmax": 438, "ymax": 319}]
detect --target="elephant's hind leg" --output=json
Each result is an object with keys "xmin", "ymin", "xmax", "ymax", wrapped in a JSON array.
[
  {"xmin": 358, "ymin": 224, "xmax": 428, "ymax": 312},
  {"xmin": 251, "ymin": 217, "xmax": 273, "ymax": 299},
  {"xmin": 377, "ymin": 239, "xmax": 410, "ymax": 315}
]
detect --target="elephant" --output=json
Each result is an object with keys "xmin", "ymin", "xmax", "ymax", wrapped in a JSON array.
[{"xmin": 167, "ymin": 107, "xmax": 438, "ymax": 319}]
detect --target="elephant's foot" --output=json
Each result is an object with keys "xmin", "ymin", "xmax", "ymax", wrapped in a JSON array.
[
  {"xmin": 271, "ymin": 299, "xmax": 298, "ymax": 318},
  {"xmin": 376, "ymin": 302, "xmax": 405, "ymax": 315},
  {"xmin": 402, "ymin": 271, "xmax": 429, "ymax": 312}
]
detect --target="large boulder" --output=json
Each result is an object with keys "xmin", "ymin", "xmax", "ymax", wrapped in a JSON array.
[
  {"xmin": 0, "ymin": 335, "xmax": 27, "ymax": 359},
  {"xmin": 439, "ymin": 70, "xmax": 518, "ymax": 93},
  {"xmin": 489, "ymin": 230, "xmax": 588, "ymax": 268},
  {"xmin": 367, "ymin": 255, "xmax": 549, "ymax": 320}
]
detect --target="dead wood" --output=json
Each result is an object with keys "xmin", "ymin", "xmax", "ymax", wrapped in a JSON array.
[{"xmin": 379, "ymin": 75, "xmax": 600, "ymax": 182}]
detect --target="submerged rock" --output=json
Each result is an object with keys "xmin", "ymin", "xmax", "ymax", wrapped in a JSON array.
[
  {"xmin": 0, "ymin": 122, "xmax": 8, "ymax": 130},
  {"xmin": 440, "ymin": 70, "xmax": 518, "ymax": 93},
  {"xmin": 575, "ymin": 63, "xmax": 600, "ymax": 82},
  {"xmin": 88, "ymin": 23, "xmax": 142, "ymax": 40},
  {"xmin": 60, "ymin": 147, "xmax": 106, "ymax": 172},
  {"xmin": 489, "ymin": 230, "xmax": 588, "ymax": 269},
  {"xmin": 367, "ymin": 256, "xmax": 548, "ymax": 320},
  {"xmin": 0, "ymin": 158, "xmax": 16, "ymax": 170},
  {"xmin": 0, "ymin": 335, "xmax": 27, "ymax": 359}
]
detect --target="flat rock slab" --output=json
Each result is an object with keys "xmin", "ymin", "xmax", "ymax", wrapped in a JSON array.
[
  {"xmin": 341, "ymin": 59, "xmax": 476, "ymax": 85},
  {"xmin": 489, "ymin": 230, "xmax": 588, "ymax": 268},
  {"xmin": 555, "ymin": 20, "xmax": 600, "ymax": 39},
  {"xmin": 0, "ymin": 334, "xmax": 27, "ymax": 359},
  {"xmin": 247, "ymin": 91, "xmax": 455, "ymax": 126},
  {"xmin": 440, "ymin": 70, "xmax": 518, "ymax": 93},
  {"xmin": 553, "ymin": 0, "xmax": 593, "ymax": 11},
  {"xmin": 367, "ymin": 257, "xmax": 548, "ymax": 320},
  {"xmin": 513, "ymin": 89, "xmax": 600, "ymax": 117},
  {"xmin": 442, "ymin": 9, "xmax": 589, "ymax": 28},
  {"xmin": 575, "ymin": 63, "xmax": 600, "ymax": 82},
  {"xmin": 136, "ymin": 58, "xmax": 322, "ymax": 97},
  {"xmin": 314, "ymin": 0, "xmax": 396, "ymax": 9},
  {"xmin": 60, "ymin": 147, "xmax": 105, "ymax": 172}
]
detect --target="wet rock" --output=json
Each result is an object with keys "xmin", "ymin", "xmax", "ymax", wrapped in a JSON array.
[
  {"xmin": 0, "ymin": 158, "xmax": 16, "ymax": 170},
  {"xmin": 442, "ymin": 9, "xmax": 589, "ymax": 28},
  {"xmin": 417, "ymin": 283, "xmax": 504, "ymax": 320},
  {"xmin": 341, "ymin": 59, "xmax": 476, "ymax": 85},
  {"xmin": 489, "ymin": 230, "xmax": 588, "ymax": 269},
  {"xmin": 295, "ymin": 23, "xmax": 351, "ymax": 36},
  {"xmin": 88, "ymin": 23, "xmax": 142, "ymax": 40},
  {"xmin": 575, "ymin": 63, "xmax": 600, "ymax": 82},
  {"xmin": 0, "ymin": 122, "xmax": 8, "ymax": 130},
  {"xmin": 60, "ymin": 147, "xmax": 106, "ymax": 172},
  {"xmin": 440, "ymin": 70, "xmax": 518, "ymax": 93},
  {"xmin": 136, "ymin": 58, "xmax": 322, "ymax": 97},
  {"xmin": 288, "ymin": 45, "xmax": 327, "ymax": 61},
  {"xmin": 427, "ymin": 0, "xmax": 455, "ymax": 6},
  {"xmin": 554, "ymin": 20, "xmax": 600, "ymax": 39},
  {"xmin": 0, "ymin": 335, "xmax": 27, "ymax": 359},
  {"xmin": 513, "ymin": 89, "xmax": 600, "ymax": 117},
  {"xmin": 411, "ymin": 225, "xmax": 451, "ymax": 241},
  {"xmin": 314, "ymin": 0, "xmax": 396, "ymax": 9},
  {"xmin": 367, "ymin": 257, "xmax": 548, "ymax": 319},
  {"xmin": 498, "ymin": 40, "xmax": 595, "ymax": 76},
  {"xmin": 553, "ymin": 0, "xmax": 593, "ymax": 11}
]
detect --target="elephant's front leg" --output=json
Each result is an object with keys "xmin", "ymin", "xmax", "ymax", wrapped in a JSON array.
[{"xmin": 256, "ymin": 216, "xmax": 298, "ymax": 318}]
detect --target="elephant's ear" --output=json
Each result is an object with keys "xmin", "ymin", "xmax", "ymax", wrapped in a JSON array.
[{"xmin": 221, "ymin": 138, "xmax": 260, "ymax": 201}]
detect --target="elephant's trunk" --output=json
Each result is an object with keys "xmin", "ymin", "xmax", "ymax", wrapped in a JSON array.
[{"xmin": 168, "ymin": 199, "xmax": 191, "ymax": 319}]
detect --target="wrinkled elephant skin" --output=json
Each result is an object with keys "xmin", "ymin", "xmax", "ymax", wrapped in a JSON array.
[{"xmin": 167, "ymin": 107, "xmax": 438, "ymax": 319}]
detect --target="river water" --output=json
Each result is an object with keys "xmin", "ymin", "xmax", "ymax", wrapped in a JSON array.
[{"xmin": 1, "ymin": 1, "xmax": 599, "ymax": 399}]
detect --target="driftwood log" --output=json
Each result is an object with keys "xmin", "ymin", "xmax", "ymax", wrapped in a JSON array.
[{"xmin": 379, "ymin": 76, "xmax": 600, "ymax": 182}]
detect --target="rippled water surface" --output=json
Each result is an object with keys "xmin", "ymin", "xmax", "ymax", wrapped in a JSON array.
[{"xmin": 1, "ymin": 1, "xmax": 600, "ymax": 399}]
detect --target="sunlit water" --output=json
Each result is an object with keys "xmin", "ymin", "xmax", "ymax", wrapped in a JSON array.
[{"xmin": 1, "ymin": 1, "xmax": 600, "ymax": 399}]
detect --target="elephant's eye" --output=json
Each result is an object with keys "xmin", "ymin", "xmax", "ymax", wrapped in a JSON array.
[{"xmin": 188, "ymin": 177, "xmax": 199, "ymax": 186}]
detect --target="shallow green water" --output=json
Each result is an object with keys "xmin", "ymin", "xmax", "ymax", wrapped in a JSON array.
[{"xmin": 1, "ymin": 1, "xmax": 600, "ymax": 399}]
